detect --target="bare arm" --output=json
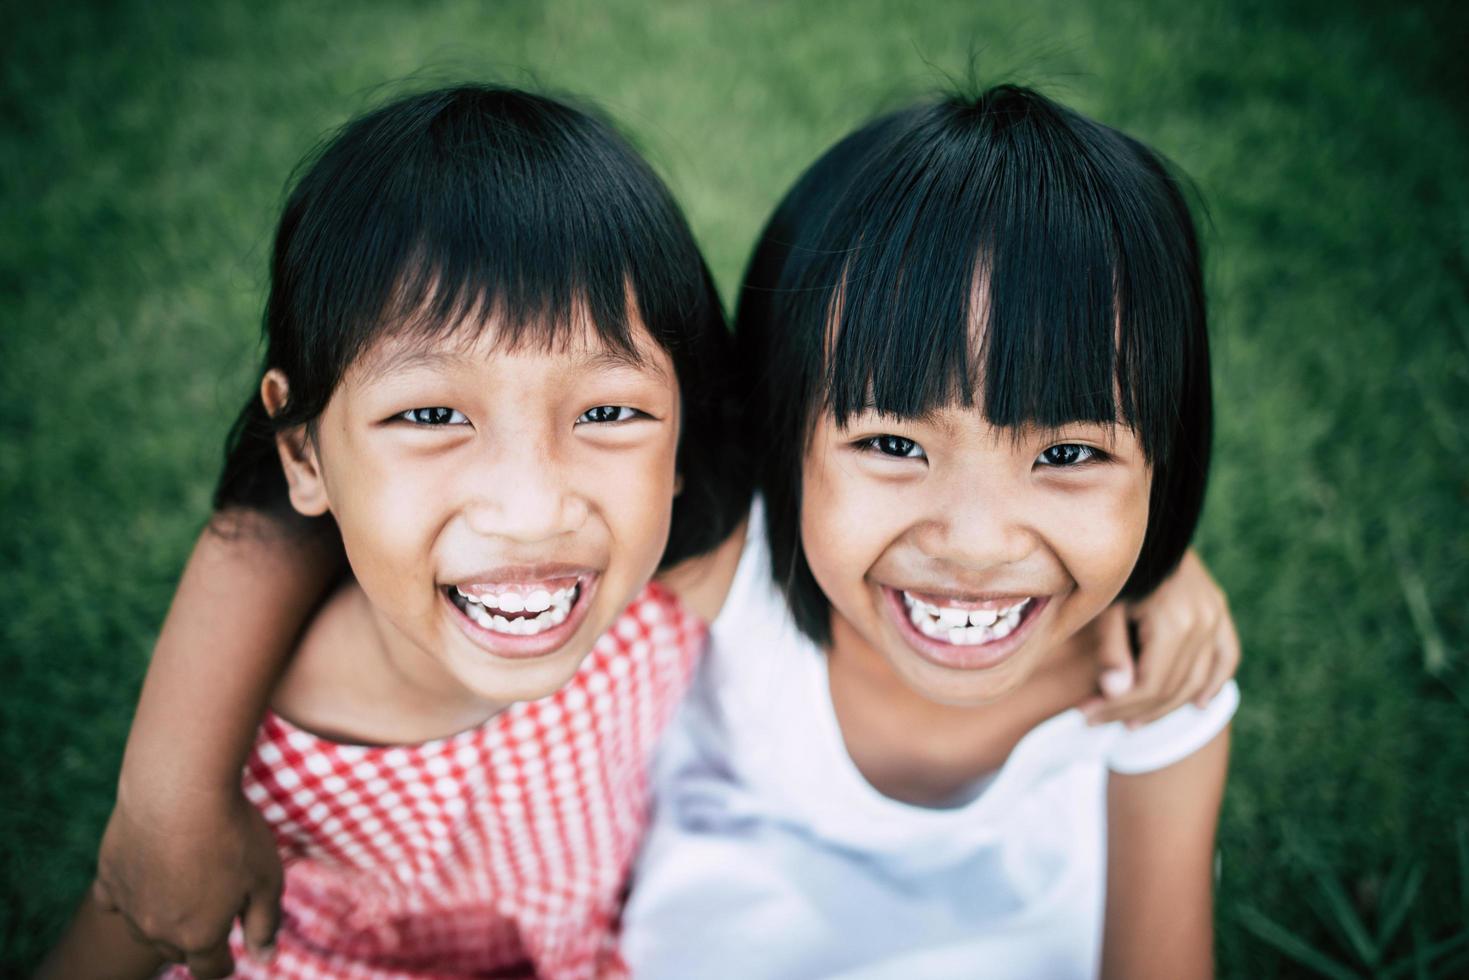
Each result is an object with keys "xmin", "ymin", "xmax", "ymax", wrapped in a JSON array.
[
  {"xmin": 93, "ymin": 511, "xmax": 341, "ymax": 978},
  {"xmin": 1101, "ymin": 726, "xmax": 1231, "ymax": 980},
  {"xmin": 37, "ymin": 891, "xmax": 164, "ymax": 980}
]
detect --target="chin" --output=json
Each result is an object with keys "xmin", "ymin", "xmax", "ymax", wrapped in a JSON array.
[
  {"xmin": 455, "ymin": 654, "xmax": 585, "ymax": 706},
  {"xmin": 889, "ymin": 649, "xmax": 1032, "ymax": 707}
]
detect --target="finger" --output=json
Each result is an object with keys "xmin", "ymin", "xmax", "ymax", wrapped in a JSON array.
[
  {"xmin": 109, "ymin": 911, "xmax": 184, "ymax": 963},
  {"xmin": 1127, "ymin": 616, "xmax": 1212, "ymax": 728},
  {"xmin": 184, "ymin": 939, "xmax": 237, "ymax": 980},
  {"xmin": 1080, "ymin": 608, "xmax": 1134, "ymax": 724},
  {"xmin": 1140, "ymin": 609, "xmax": 1202, "ymax": 696},
  {"xmin": 135, "ymin": 927, "xmax": 186, "ymax": 965},
  {"xmin": 242, "ymin": 874, "xmax": 283, "ymax": 960},
  {"xmin": 1133, "ymin": 646, "xmax": 1215, "ymax": 728},
  {"xmin": 1098, "ymin": 609, "xmax": 1204, "ymax": 726},
  {"xmin": 1092, "ymin": 605, "xmax": 1136, "ymax": 700},
  {"xmin": 1195, "ymin": 612, "xmax": 1241, "ymax": 706},
  {"xmin": 1160, "ymin": 616, "xmax": 1211, "ymax": 705}
]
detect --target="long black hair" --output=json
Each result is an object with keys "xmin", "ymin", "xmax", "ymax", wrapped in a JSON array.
[
  {"xmin": 216, "ymin": 84, "xmax": 748, "ymax": 567},
  {"xmin": 736, "ymin": 85, "xmax": 1212, "ymax": 644}
]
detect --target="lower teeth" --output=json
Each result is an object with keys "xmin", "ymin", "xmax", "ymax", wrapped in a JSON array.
[{"xmin": 457, "ymin": 587, "xmax": 575, "ymax": 635}]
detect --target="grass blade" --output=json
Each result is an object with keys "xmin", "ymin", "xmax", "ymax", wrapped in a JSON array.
[
  {"xmin": 1236, "ymin": 905, "xmax": 1360, "ymax": 980},
  {"xmin": 1384, "ymin": 927, "xmax": 1469, "ymax": 979},
  {"xmin": 1308, "ymin": 862, "xmax": 1379, "ymax": 968},
  {"xmin": 1391, "ymin": 533, "xmax": 1450, "ymax": 677},
  {"xmin": 1375, "ymin": 861, "xmax": 1424, "ymax": 955}
]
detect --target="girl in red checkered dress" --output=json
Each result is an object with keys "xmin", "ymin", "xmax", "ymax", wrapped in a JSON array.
[{"xmin": 43, "ymin": 85, "xmax": 749, "ymax": 980}]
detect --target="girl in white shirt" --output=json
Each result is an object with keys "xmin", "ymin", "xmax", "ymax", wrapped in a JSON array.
[{"xmin": 624, "ymin": 85, "xmax": 1235, "ymax": 980}]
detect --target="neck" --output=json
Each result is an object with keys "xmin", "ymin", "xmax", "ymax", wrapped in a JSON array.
[
  {"xmin": 824, "ymin": 608, "xmax": 1097, "ymax": 805},
  {"xmin": 271, "ymin": 582, "xmax": 505, "ymax": 746}
]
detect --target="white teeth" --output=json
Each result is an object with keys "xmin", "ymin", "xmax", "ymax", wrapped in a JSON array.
[
  {"xmin": 455, "ymin": 587, "xmax": 500, "ymax": 610},
  {"xmin": 969, "ymin": 608, "xmax": 999, "ymax": 628},
  {"xmin": 902, "ymin": 591, "xmax": 1033, "ymax": 647},
  {"xmin": 936, "ymin": 607, "xmax": 969, "ymax": 629},
  {"xmin": 454, "ymin": 581, "xmax": 581, "ymax": 637},
  {"xmin": 459, "ymin": 586, "xmax": 575, "ymax": 637}
]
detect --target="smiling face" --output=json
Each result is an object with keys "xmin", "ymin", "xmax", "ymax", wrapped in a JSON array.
[
  {"xmin": 267, "ymin": 314, "xmax": 679, "ymax": 714},
  {"xmin": 801, "ymin": 406, "xmax": 1151, "ymax": 707}
]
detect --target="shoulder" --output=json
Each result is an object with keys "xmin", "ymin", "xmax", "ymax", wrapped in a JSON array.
[
  {"xmin": 268, "ymin": 582, "xmax": 384, "ymax": 739},
  {"xmin": 654, "ymin": 514, "xmax": 749, "ymax": 625}
]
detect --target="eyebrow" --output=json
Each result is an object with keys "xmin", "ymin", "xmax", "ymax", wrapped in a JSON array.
[{"xmin": 574, "ymin": 346, "xmax": 666, "ymax": 381}]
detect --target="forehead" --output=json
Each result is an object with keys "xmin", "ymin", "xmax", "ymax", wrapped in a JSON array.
[{"xmin": 349, "ymin": 309, "xmax": 674, "ymax": 388}]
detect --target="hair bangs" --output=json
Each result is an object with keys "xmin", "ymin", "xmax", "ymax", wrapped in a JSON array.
[
  {"xmin": 266, "ymin": 85, "xmax": 701, "ymax": 428},
  {"xmin": 797, "ymin": 91, "xmax": 1196, "ymax": 466}
]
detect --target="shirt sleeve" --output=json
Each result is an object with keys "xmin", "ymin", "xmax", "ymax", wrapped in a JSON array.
[{"xmin": 1105, "ymin": 680, "xmax": 1239, "ymax": 775}]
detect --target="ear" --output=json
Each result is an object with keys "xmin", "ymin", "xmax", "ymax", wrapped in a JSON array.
[{"xmin": 260, "ymin": 369, "xmax": 331, "ymax": 517}]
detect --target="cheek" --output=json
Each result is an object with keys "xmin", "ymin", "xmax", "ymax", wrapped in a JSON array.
[
  {"xmin": 798, "ymin": 446, "xmax": 890, "ymax": 601},
  {"xmin": 1046, "ymin": 474, "xmax": 1151, "ymax": 591},
  {"xmin": 586, "ymin": 434, "xmax": 680, "ymax": 560},
  {"xmin": 321, "ymin": 449, "xmax": 447, "ymax": 594}
]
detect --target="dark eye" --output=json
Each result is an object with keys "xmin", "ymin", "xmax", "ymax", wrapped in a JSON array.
[
  {"xmin": 397, "ymin": 407, "xmax": 467, "ymax": 426},
  {"xmin": 863, "ymin": 435, "xmax": 925, "ymax": 459},
  {"xmin": 577, "ymin": 405, "xmax": 639, "ymax": 424},
  {"xmin": 1037, "ymin": 443, "xmax": 1099, "ymax": 467}
]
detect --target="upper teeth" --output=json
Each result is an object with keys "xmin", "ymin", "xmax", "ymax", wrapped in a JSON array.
[
  {"xmin": 455, "ymin": 584, "xmax": 577, "ymax": 636},
  {"xmin": 901, "ymin": 591, "xmax": 1031, "ymax": 646}
]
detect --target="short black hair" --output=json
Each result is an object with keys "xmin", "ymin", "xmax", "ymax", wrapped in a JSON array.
[
  {"xmin": 736, "ymin": 85, "xmax": 1212, "ymax": 644},
  {"xmin": 215, "ymin": 84, "xmax": 748, "ymax": 567}
]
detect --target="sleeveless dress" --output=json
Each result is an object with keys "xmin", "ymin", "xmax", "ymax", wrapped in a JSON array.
[{"xmin": 171, "ymin": 582, "xmax": 704, "ymax": 980}]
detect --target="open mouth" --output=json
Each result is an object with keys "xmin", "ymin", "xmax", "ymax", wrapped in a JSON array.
[
  {"xmin": 901, "ymin": 592, "xmax": 1034, "ymax": 645},
  {"xmin": 442, "ymin": 572, "xmax": 598, "ymax": 659},
  {"xmin": 447, "ymin": 581, "xmax": 581, "ymax": 636},
  {"xmin": 881, "ymin": 585, "xmax": 1049, "ymax": 671}
]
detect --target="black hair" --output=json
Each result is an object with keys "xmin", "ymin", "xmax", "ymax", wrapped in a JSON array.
[
  {"xmin": 736, "ymin": 84, "xmax": 1212, "ymax": 644},
  {"xmin": 215, "ymin": 84, "xmax": 748, "ymax": 567}
]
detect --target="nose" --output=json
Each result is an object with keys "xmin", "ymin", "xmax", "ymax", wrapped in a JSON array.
[
  {"xmin": 912, "ymin": 468, "xmax": 1037, "ymax": 574},
  {"xmin": 457, "ymin": 436, "xmax": 590, "ymax": 544}
]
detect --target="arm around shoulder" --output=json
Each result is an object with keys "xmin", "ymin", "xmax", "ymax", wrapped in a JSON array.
[
  {"xmin": 1101, "ymin": 724, "xmax": 1230, "ymax": 980},
  {"xmin": 94, "ymin": 512, "xmax": 341, "ymax": 976}
]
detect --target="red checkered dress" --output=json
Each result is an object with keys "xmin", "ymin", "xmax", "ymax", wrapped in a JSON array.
[{"xmin": 169, "ymin": 582, "xmax": 704, "ymax": 980}]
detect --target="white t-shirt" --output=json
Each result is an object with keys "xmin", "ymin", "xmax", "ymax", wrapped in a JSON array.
[{"xmin": 623, "ymin": 503, "xmax": 1238, "ymax": 979}]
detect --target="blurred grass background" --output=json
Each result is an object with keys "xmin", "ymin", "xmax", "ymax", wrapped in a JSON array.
[{"xmin": 2, "ymin": 0, "xmax": 1467, "ymax": 975}]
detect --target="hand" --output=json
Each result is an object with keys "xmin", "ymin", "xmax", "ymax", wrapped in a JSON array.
[
  {"xmin": 92, "ymin": 782, "xmax": 283, "ymax": 979},
  {"xmin": 1079, "ymin": 549, "xmax": 1240, "ymax": 728}
]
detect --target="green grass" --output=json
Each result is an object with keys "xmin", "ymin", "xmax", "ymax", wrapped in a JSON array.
[{"xmin": 3, "ymin": 0, "xmax": 1467, "ymax": 975}]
